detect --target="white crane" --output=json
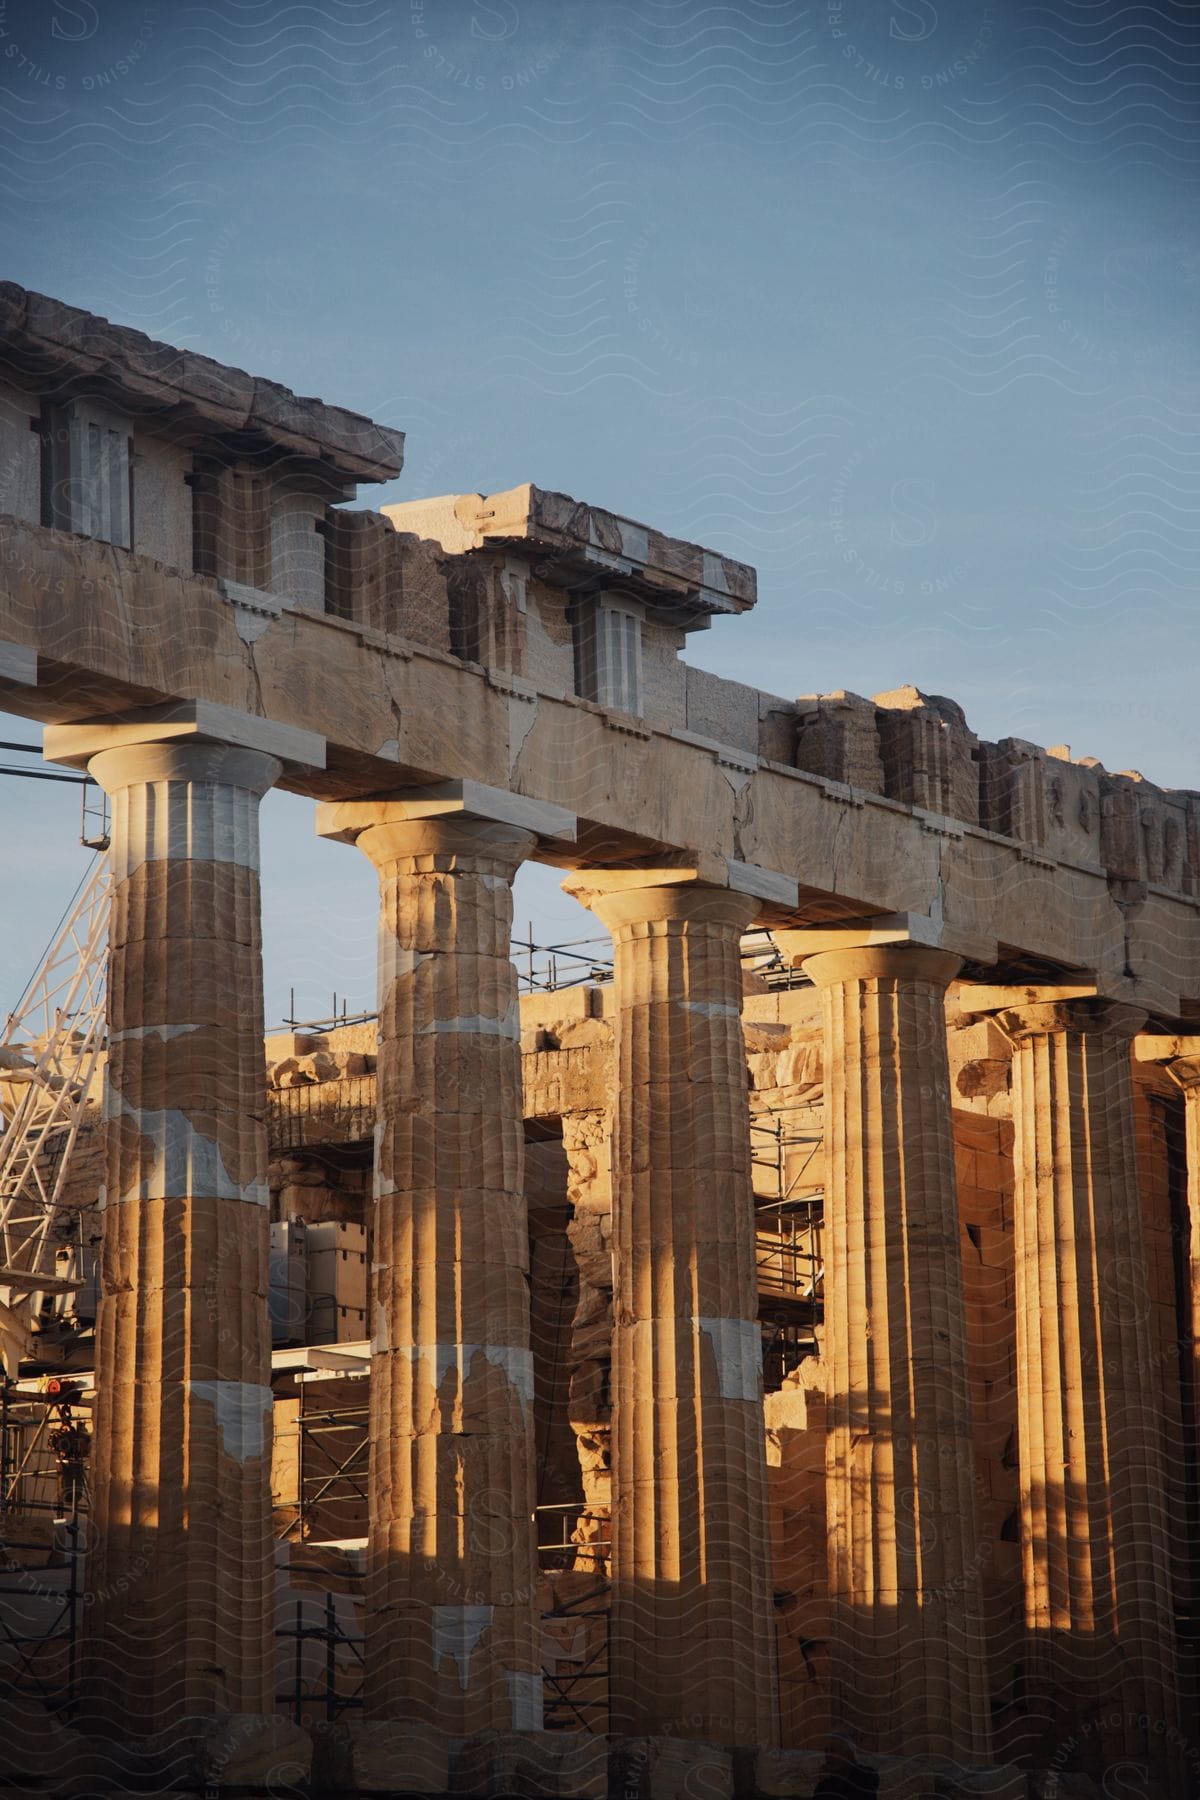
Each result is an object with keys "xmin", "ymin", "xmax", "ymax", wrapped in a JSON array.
[{"xmin": 0, "ymin": 856, "xmax": 111, "ymax": 1374}]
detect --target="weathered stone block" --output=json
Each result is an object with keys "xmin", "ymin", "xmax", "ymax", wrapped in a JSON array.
[
  {"xmin": 1027, "ymin": 1775, "xmax": 1101, "ymax": 1800},
  {"xmin": 141, "ymin": 1714, "xmax": 311, "ymax": 1792},
  {"xmin": 451, "ymin": 1728, "xmax": 607, "ymax": 1797},
  {"xmin": 685, "ymin": 665, "xmax": 761, "ymax": 754},
  {"xmin": 933, "ymin": 1768, "xmax": 1027, "ymax": 1800},
  {"xmin": 312, "ymin": 1718, "xmax": 449, "ymax": 1795},
  {"xmin": 794, "ymin": 690, "xmax": 883, "ymax": 791},
  {"xmin": 734, "ymin": 1745, "xmax": 824, "ymax": 1797},
  {"xmin": 609, "ymin": 1736, "xmax": 734, "ymax": 1800},
  {"xmin": 0, "ymin": 1696, "xmax": 100, "ymax": 1793},
  {"xmin": 978, "ymin": 737, "xmax": 1047, "ymax": 844},
  {"xmin": 853, "ymin": 1759, "xmax": 1027, "ymax": 1800},
  {"xmin": 874, "ymin": 685, "xmax": 979, "ymax": 823}
]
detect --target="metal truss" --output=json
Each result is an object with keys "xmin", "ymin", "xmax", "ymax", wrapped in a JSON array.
[{"xmin": 0, "ymin": 857, "xmax": 111, "ymax": 1339}]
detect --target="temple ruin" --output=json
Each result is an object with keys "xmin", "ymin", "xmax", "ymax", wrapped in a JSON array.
[{"xmin": 0, "ymin": 283, "xmax": 1196, "ymax": 1798}]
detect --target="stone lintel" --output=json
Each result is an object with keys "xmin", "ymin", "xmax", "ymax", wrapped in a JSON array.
[
  {"xmin": 562, "ymin": 853, "xmax": 798, "ymax": 911},
  {"xmin": 963, "ymin": 981, "xmax": 1100, "ymax": 1015},
  {"xmin": 1133, "ymin": 1032, "xmax": 1200, "ymax": 1064},
  {"xmin": 1133, "ymin": 1033, "xmax": 1200, "ymax": 1089},
  {"xmin": 315, "ymin": 778, "xmax": 576, "ymax": 845},
  {"xmin": 726, "ymin": 857, "xmax": 799, "ymax": 909},
  {"xmin": 44, "ymin": 700, "xmax": 326, "ymax": 771},
  {"xmin": 776, "ymin": 910, "xmax": 997, "ymax": 965},
  {"xmin": 0, "ymin": 639, "xmax": 37, "ymax": 687}
]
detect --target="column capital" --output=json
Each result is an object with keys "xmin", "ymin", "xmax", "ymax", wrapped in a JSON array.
[
  {"xmin": 989, "ymin": 995, "xmax": 1147, "ymax": 1043},
  {"xmin": 87, "ymin": 740, "xmax": 282, "ymax": 799},
  {"xmin": 331, "ymin": 809, "xmax": 537, "ymax": 879},
  {"xmin": 563, "ymin": 870, "xmax": 760, "ymax": 935},
  {"xmin": 800, "ymin": 941, "xmax": 962, "ymax": 990},
  {"xmin": 1133, "ymin": 1033, "xmax": 1200, "ymax": 1091}
]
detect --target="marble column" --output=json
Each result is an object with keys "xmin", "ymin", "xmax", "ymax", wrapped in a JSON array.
[
  {"xmin": 997, "ymin": 998, "xmax": 1179, "ymax": 1765},
  {"xmin": 800, "ymin": 943, "xmax": 992, "ymax": 1764},
  {"xmin": 568, "ymin": 876, "xmax": 779, "ymax": 1748},
  {"xmin": 81, "ymin": 740, "xmax": 282, "ymax": 1738},
  {"xmin": 325, "ymin": 807, "xmax": 542, "ymax": 1734},
  {"xmin": 1135, "ymin": 1033, "xmax": 1200, "ymax": 1445},
  {"xmin": 1148, "ymin": 1042, "xmax": 1200, "ymax": 1744}
]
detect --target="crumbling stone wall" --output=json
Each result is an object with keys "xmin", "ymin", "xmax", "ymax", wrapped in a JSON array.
[
  {"xmin": 561, "ymin": 1109, "xmax": 613, "ymax": 1572},
  {"xmin": 264, "ymin": 1031, "xmax": 376, "ymax": 1244},
  {"xmin": 795, "ymin": 684, "xmax": 1200, "ymax": 908},
  {"xmin": 521, "ymin": 989, "xmax": 615, "ymax": 1574}
]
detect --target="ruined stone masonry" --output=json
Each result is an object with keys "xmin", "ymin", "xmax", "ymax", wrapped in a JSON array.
[{"xmin": 0, "ymin": 285, "xmax": 1197, "ymax": 1799}]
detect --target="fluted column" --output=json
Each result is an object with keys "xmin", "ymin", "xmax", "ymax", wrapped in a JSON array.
[
  {"xmin": 1173, "ymin": 1058, "xmax": 1200, "ymax": 1385},
  {"xmin": 801, "ymin": 944, "xmax": 992, "ymax": 1764},
  {"xmin": 335, "ymin": 811, "xmax": 541, "ymax": 1734},
  {"xmin": 569, "ymin": 877, "xmax": 779, "ymax": 1747},
  {"xmin": 84, "ymin": 741, "xmax": 281, "ymax": 1737},
  {"xmin": 997, "ymin": 998, "xmax": 1179, "ymax": 1765},
  {"xmin": 1156, "ymin": 1047, "xmax": 1200, "ymax": 1737}
]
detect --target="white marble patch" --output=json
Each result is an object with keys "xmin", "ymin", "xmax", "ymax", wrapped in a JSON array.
[
  {"xmin": 378, "ymin": 932, "xmax": 428, "ymax": 997},
  {"xmin": 617, "ymin": 521, "xmax": 649, "ymax": 566},
  {"xmin": 104, "ymin": 1084, "xmax": 268, "ymax": 1205},
  {"xmin": 107, "ymin": 1021, "xmax": 205, "ymax": 1044},
  {"xmin": 507, "ymin": 1669, "xmax": 545, "ymax": 1730},
  {"xmin": 420, "ymin": 1001, "xmax": 519, "ymax": 1041},
  {"xmin": 383, "ymin": 1341, "xmax": 535, "ymax": 1410},
  {"xmin": 189, "ymin": 1381, "xmax": 273, "ymax": 1462},
  {"xmin": 696, "ymin": 1316, "xmax": 763, "ymax": 1402},
  {"xmin": 701, "ymin": 549, "xmax": 732, "ymax": 598},
  {"xmin": 431, "ymin": 1604, "xmax": 493, "ymax": 1690}
]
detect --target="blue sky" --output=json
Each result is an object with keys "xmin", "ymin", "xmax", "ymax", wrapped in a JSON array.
[{"xmin": 1, "ymin": 0, "xmax": 1198, "ymax": 1022}]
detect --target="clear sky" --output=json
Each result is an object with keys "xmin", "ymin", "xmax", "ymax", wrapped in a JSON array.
[{"xmin": 1, "ymin": 0, "xmax": 1197, "ymax": 1024}]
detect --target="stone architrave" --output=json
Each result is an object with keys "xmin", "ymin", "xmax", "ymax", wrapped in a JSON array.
[{"xmin": 1134, "ymin": 1033, "xmax": 1200, "ymax": 1411}]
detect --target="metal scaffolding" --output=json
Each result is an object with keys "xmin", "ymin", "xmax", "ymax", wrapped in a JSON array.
[
  {"xmin": 540, "ymin": 1581, "xmax": 610, "ymax": 1734},
  {"xmin": 513, "ymin": 927, "xmax": 613, "ymax": 994},
  {"xmin": 751, "ymin": 1111, "xmax": 825, "ymax": 1390},
  {"xmin": 0, "ymin": 1511, "xmax": 83, "ymax": 1714},
  {"xmin": 276, "ymin": 1573, "xmax": 366, "ymax": 1728}
]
